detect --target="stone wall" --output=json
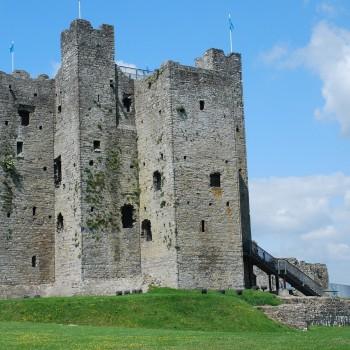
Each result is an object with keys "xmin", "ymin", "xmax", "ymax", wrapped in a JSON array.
[
  {"xmin": 170, "ymin": 56, "xmax": 246, "ymax": 289},
  {"xmin": 260, "ymin": 297, "xmax": 350, "ymax": 329},
  {"xmin": 0, "ymin": 70, "xmax": 55, "ymax": 287}
]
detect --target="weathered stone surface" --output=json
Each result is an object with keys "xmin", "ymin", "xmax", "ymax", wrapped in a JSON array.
[
  {"xmin": 259, "ymin": 297, "xmax": 350, "ymax": 329},
  {"xmin": 0, "ymin": 20, "xmax": 252, "ymax": 297}
]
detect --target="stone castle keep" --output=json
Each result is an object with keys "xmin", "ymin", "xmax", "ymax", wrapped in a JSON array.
[{"xmin": 0, "ymin": 20, "xmax": 253, "ymax": 297}]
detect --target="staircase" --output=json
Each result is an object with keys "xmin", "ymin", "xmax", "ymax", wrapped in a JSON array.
[{"xmin": 244, "ymin": 240, "xmax": 324, "ymax": 296}]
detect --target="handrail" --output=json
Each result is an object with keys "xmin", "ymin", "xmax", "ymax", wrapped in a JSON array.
[
  {"xmin": 117, "ymin": 65, "xmax": 153, "ymax": 80},
  {"xmin": 244, "ymin": 240, "xmax": 324, "ymax": 296}
]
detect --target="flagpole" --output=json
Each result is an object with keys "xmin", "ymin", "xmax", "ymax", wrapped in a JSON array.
[
  {"xmin": 229, "ymin": 14, "xmax": 233, "ymax": 53},
  {"xmin": 11, "ymin": 41, "xmax": 14, "ymax": 72},
  {"xmin": 78, "ymin": 0, "xmax": 81, "ymax": 19}
]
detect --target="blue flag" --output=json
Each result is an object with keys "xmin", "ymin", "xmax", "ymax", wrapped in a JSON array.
[
  {"xmin": 229, "ymin": 16, "xmax": 234, "ymax": 31},
  {"xmin": 9, "ymin": 42, "xmax": 14, "ymax": 54}
]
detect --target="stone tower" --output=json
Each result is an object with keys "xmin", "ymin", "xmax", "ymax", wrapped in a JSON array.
[
  {"xmin": 135, "ymin": 50, "xmax": 252, "ymax": 290},
  {"xmin": 0, "ymin": 19, "xmax": 253, "ymax": 298}
]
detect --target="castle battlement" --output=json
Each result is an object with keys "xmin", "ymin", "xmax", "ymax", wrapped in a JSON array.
[{"xmin": 0, "ymin": 20, "xmax": 252, "ymax": 298}]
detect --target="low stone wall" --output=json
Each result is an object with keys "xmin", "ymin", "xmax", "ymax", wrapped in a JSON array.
[{"xmin": 259, "ymin": 297, "xmax": 350, "ymax": 329}]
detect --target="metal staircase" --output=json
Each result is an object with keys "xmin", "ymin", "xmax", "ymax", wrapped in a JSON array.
[{"xmin": 244, "ymin": 240, "xmax": 324, "ymax": 296}]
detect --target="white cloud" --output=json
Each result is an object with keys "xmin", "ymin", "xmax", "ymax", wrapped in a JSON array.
[
  {"xmin": 261, "ymin": 22, "xmax": 350, "ymax": 135},
  {"xmin": 50, "ymin": 61, "xmax": 61, "ymax": 77},
  {"xmin": 260, "ymin": 44, "xmax": 289, "ymax": 65},
  {"xmin": 316, "ymin": 2, "xmax": 337, "ymax": 16},
  {"xmin": 250, "ymin": 173, "xmax": 350, "ymax": 284},
  {"xmin": 301, "ymin": 225, "xmax": 337, "ymax": 240}
]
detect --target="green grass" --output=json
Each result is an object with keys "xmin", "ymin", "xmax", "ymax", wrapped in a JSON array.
[
  {"xmin": 0, "ymin": 288, "xmax": 282, "ymax": 332},
  {"xmin": 239, "ymin": 289, "xmax": 281, "ymax": 306},
  {"xmin": 0, "ymin": 322, "xmax": 349, "ymax": 350},
  {"xmin": 0, "ymin": 288, "xmax": 348, "ymax": 349}
]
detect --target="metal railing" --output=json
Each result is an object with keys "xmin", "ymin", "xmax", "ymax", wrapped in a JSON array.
[
  {"xmin": 245, "ymin": 240, "xmax": 324, "ymax": 296},
  {"xmin": 117, "ymin": 65, "xmax": 153, "ymax": 80},
  {"xmin": 277, "ymin": 259, "xmax": 324, "ymax": 296}
]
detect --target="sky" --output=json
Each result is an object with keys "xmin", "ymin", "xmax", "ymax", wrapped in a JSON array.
[{"xmin": 0, "ymin": 0, "xmax": 349, "ymax": 285}]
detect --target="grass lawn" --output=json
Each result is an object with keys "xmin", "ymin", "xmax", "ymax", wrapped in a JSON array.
[
  {"xmin": 0, "ymin": 288, "xmax": 348, "ymax": 349},
  {"xmin": 0, "ymin": 322, "xmax": 349, "ymax": 350}
]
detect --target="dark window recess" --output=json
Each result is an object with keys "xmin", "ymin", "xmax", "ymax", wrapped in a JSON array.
[
  {"xmin": 236, "ymin": 127, "xmax": 240, "ymax": 132},
  {"xmin": 210, "ymin": 172, "xmax": 221, "ymax": 187},
  {"xmin": 121, "ymin": 204, "xmax": 134, "ymax": 228},
  {"xmin": 58, "ymin": 105, "xmax": 62, "ymax": 113},
  {"xmin": 89, "ymin": 160, "xmax": 94, "ymax": 166},
  {"xmin": 32, "ymin": 207, "xmax": 37, "ymax": 216},
  {"xmin": 153, "ymin": 171, "xmax": 162, "ymax": 191},
  {"xmin": 57, "ymin": 213, "xmax": 64, "ymax": 231},
  {"xmin": 19, "ymin": 110, "xmax": 30, "ymax": 126},
  {"xmin": 93, "ymin": 140, "xmax": 101, "ymax": 152},
  {"xmin": 32, "ymin": 256, "xmax": 37, "ymax": 268},
  {"xmin": 201, "ymin": 220, "xmax": 206, "ymax": 232},
  {"xmin": 7, "ymin": 213, "xmax": 10, "ymax": 218},
  {"xmin": 17, "ymin": 141, "xmax": 23, "ymax": 155},
  {"xmin": 141, "ymin": 219, "xmax": 152, "ymax": 241},
  {"xmin": 5, "ymin": 121, "xmax": 8, "ymax": 126},
  {"xmin": 226, "ymin": 201, "xmax": 230, "ymax": 207},
  {"xmin": 39, "ymin": 125, "xmax": 42, "ymax": 130},
  {"xmin": 200, "ymin": 100, "xmax": 205, "ymax": 110},
  {"xmin": 43, "ymin": 167, "xmax": 47, "ymax": 171},
  {"xmin": 122, "ymin": 95, "xmax": 132, "ymax": 112},
  {"xmin": 54, "ymin": 156, "xmax": 62, "ymax": 187}
]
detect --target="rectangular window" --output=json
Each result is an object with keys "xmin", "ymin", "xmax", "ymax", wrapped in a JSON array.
[
  {"xmin": 201, "ymin": 220, "xmax": 206, "ymax": 232},
  {"xmin": 54, "ymin": 156, "xmax": 62, "ymax": 187},
  {"xmin": 17, "ymin": 141, "xmax": 23, "ymax": 155},
  {"xmin": 19, "ymin": 110, "xmax": 30, "ymax": 126},
  {"xmin": 210, "ymin": 172, "xmax": 221, "ymax": 187},
  {"xmin": 93, "ymin": 140, "xmax": 101, "ymax": 152}
]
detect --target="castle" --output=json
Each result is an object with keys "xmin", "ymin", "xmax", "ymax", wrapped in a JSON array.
[{"xmin": 0, "ymin": 20, "xmax": 253, "ymax": 297}]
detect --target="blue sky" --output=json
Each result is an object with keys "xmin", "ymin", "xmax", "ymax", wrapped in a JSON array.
[{"xmin": 0, "ymin": 0, "xmax": 349, "ymax": 284}]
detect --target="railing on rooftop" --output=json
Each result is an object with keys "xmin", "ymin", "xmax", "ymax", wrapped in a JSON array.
[{"xmin": 117, "ymin": 65, "xmax": 153, "ymax": 80}]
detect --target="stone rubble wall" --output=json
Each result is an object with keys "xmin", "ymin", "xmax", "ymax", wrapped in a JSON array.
[{"xmin": 259, "ymin": 297, "xmax": 350, "ymax": 329}]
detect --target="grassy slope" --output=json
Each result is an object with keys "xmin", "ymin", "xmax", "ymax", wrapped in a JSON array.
[
  {"xmin": 0, "ymin": 289, "xmax": 282, "ymax": 332},
  {"xmin": 0, "ymin": 322, "xmax": 349, "ymax": 350}
]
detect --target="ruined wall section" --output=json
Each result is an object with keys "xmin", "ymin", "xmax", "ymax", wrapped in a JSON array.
[
  {"xmin": 0, "ymin": 71, "xmax": 55, "ymax": 288},
  {"xmin": 196, "ymin": 49, "xmax": 252, "ymax": 287},
  {"xmin": 69, "ymin": 21, "xmax": 141, "ymax": 285},
  {"xmin": 135, "ymin": 66, "xmax": 178, "ymax": 287},
  {"xmin": 168, "ymin": 60, "xmax": 245, "ymax": 290}
]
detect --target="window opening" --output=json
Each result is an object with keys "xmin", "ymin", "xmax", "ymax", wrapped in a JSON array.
[
  {"xmin": 200, "ymin": 100, "xmax": 205, "ymax": 110},
  {"xmin": 141, "ymin": 219, "xmax": 152, "ymax": 241},
  {"xmin": 57, "ymin": 213, "xmax": 64, "ymax": 231},
  {"xmin": 122, "ymin": 95, "xmax": 132, "ymax": 112},
  {"xmin": 54, "ymin": 156, "xmax": 62, "ymax": 187},
  {"xmin": 17, "ymin": 141, "xmax": 23, "ymax": 156},
  {"xmin": 210, "ymin": 172, "xmax": 221, "ymax": 187},
  {"xmin": 121, "ymin": 204, "xmax": 134, "ymax": 228},
  {"xmin": 153, "ymin": 171, "xmax": 162, "ymax": 191},
  {"xmin": 93, "ymin": 140, "xmax": 101, "ymax": 152},
  {"xmin": 32, "ymin": 256, "xmax": 37, "ymax": 268},
  {"xmin": 201, "ymin": 220, "xmax": 206, "ymax": 232},
  {"xmin": 19, "ymin": 110, "xmax": 30, "ymax": 126}
]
